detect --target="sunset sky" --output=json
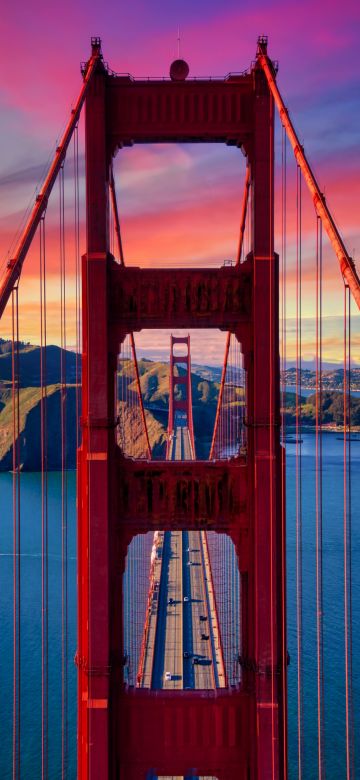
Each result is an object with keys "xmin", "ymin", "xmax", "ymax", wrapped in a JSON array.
[{"xmin": 0, "ymin": 0, "xmax": 359, "ymax": 365}]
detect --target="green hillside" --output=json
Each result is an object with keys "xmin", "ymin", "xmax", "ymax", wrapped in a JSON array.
[
  {"xmin": 1, "ymin": 343, "xmax": 357, "ymax": 471},
  {"xmin": 284, "ymin": 391, "xmax": 360, "ymax": 427},
  {"xmin": 0, "ymin": 338, "xmax": 77, "ymax": 386},
  {"xmin": 118, "ymin": 357, "xmax": 222, "ymax": 459},
  {"xmin": 0, "ymin": 352, "xmax": 224, "ymax": 468},
  {"xmin": 0, "ymin": 384, "xmax": 77, "ymax": 470}
]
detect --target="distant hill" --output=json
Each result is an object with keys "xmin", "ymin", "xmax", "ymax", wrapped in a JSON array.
[
  {"xmin": 282, "ymin": 366, "xmax": 360, "ymax": 392},
  {"xmin": 123, "ymin": 357, "xmax": 222, "ymax": 459},
  {"xmin": 0, "ymin": 339, "xmax": 77, "ymax": 387},
  {"xmin": 0, "ymin": 347, "xmax": 224, "ymax": 469},
  {"xmin": 1, "ymin": 342, "xmax": 358, "ymax": 471}
]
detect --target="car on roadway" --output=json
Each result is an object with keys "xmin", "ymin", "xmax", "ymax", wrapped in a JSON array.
[
  {"xmin": 165, "ymin": 672, "xmax": 172, "ymax": 681},
  {"xmin": 183, "ymin": 651, "xmax": 192, "ymax": 659},
  {"xmin": 183, "ymin": 596, "xmax": 189, "ymax": 602}
]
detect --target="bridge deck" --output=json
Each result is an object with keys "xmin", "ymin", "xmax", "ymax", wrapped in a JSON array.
[{"xmin": 139, "ymin": 415, "xmax": 225, "ymax": 693}]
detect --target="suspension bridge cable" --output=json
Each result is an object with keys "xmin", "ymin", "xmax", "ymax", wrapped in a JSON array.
[
  {"xmin": 59, "ymin": 165, "xmax": 68, "ymax": 779},
  {"xmin": 110, "ymin": 164, "xmax": 151, "ymax": 458},
  {"xmin": 257, "ymin": 38, "xmax": 360, "ymax": 310},
  {"xmin": 296, "ymin": 165, "xmax": 304, "ymax": 779},
  {"xmin": 40, "ymin": 216, "xmax": 49, "ymax": 780},
  {"xmin": 343, "ymin": 284, "xmax": 355, "ymax": 780},
  {"xmin": 0, "ymin": 42, "xmax": 102, "ymax": 320},
  {"xmin": 347, "ymin": 290, "xmax": 355, "ymax": 780},
  {"xmin": 209, "ymin": 332, "xmax": 230, "ymax": 459},
  {"xmin": 280, "ymin": 123, "xmax": 288, "ymax": 777},
  {"xmin": 316, "ymin": 216, "xmax": 325, "ymax": 778},
  {"xmin": 12, "ymin": 286, "xmax": 21, "ymax": 780},
  {"xmin": 74, "ymin": 126, "xmax": 81, "ymax": 451},
  {"xmin": 281, "ymin": 126, "xmax": 287, "ymax": 446},
  {"xmin": 236, "ymin": 164, "xmax": 251, "ymax": 266},
  {"xmin": 109, "ymin": 165, "xmax": 125, "ymax": 267},
  {"xmin": 269, "ymin": 106, "xmax": 276, "ymax": 780}
]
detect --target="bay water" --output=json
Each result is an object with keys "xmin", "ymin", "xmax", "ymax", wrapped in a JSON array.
[{"xmin": 0, "ymin": 434, "xmax": 359, "ymax": 778}]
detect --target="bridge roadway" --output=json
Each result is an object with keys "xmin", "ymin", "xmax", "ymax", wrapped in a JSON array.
[{"xmin": 140, "ymin": 416, "xmax": 225, "ymax": 696}]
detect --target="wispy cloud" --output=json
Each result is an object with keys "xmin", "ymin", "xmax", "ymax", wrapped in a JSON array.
[{"xmin": 0, "ymin": 0, "xmax": 359, "ymax": 363}]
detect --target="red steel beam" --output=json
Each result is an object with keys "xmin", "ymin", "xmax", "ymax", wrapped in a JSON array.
[
  {"xmin": 108, "ymin": 264, "xmax": 252, "ymax": 332},
  {"xmin": 118, "ymin": 687, "xmax": 252, "ymax": 777},
  {"xmin": 257, "ymin": 37, "xmax": 360, "ymax": 310},
  {"xmin": 0, "ymin": 39, "xmax": 102, "ymax": 320},
  {"xmin": 116, "ymin": 454, "xmax": 248, "ymax": 532}
]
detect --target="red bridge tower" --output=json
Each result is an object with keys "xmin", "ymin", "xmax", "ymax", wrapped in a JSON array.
[
  {"xmin": 166, "ymin": 335, "xmax": 195, "ymax": 458},
  {"xmin": 77, "ymin": 38, "xmax": 286, "ymax": 779}
]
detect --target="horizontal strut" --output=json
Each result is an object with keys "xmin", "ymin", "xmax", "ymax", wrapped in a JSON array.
[
  {"xmin": 116, "ymin": 453, "xmax": 248, "ymax": 531},
  {"xmin": 108, "ymin": 261, "xmax": 252, "ymax": 332}
]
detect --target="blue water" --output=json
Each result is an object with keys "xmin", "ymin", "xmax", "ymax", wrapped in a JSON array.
[
  {"xmin": 286, "ymin": 433, "xmax": 360, "ymax": 779},
  {"xmin": 0, "ymin": 473, "xmax": 77, "ymax": 779},
  {"xmin": 0, "ymin": 434, "xmax": 359, "ymax": 778}
]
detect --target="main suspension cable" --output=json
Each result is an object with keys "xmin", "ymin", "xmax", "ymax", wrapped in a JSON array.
[{"xmin": 0, "ymin": 41, "xmax": 102, "ymax": 320}]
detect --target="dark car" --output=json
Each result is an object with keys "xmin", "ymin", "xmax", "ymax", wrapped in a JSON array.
[
  {"xmin": 183, "ymin": 651, "xmax": 192, "ymax": 659},
  {"xmin": 201, "ymin": 633, "xmax": 209, "ymax": 641}
]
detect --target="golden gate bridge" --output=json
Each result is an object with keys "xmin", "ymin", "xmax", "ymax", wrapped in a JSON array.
[{"xmin": 0, "ymin": 36, "xmax": 358, "ymax": 779}]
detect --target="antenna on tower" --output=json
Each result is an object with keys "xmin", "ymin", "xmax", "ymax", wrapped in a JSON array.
[{"xmin": 170, "ymin": 26, "xmax": 189, "ymax": 82}]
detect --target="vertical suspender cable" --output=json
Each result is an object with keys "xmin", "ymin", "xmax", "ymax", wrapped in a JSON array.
[
  {"xmin": 74, "ymin": 126, "xmax": 81, "ymax": 450},
  {"xmin": 281, "ymin": 127, "xmax": 287, "ymax": 444},
  {"xmin": 12, "ymin": 286, "xmax": 21, "ymax": 780},
  {"xmin": 347, "ymin": 290, "xmax": 355, "ymax": 780},
  {"xmin": 316, "ymin": 216, "xmax": 325, "ymax": 777},
  {"xmin": 59, "ymin": 165, "xmax": 68, "ymax": 778},
  {"xmin": 280, "ymin": 123, "xmax": 288, "ymax": 778},
  {"xmin": 343, "ymin": 284, "xmax": 354, "ymax": 780},
  {"xmin": 269, "ymin": 95, "xmax": 275, "ymax": 780},
  {"xmin": 40, "ymin": 216, "xmax": 49, "ymax": 779},
  {"xmin": 296, "ymin": 165, "xmax": 304, "ymax": 779}
]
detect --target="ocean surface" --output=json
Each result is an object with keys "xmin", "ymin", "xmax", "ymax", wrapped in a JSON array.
[{"xmin": 0, "ymin": 433, "xmax": 359, "ymax": 778}]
